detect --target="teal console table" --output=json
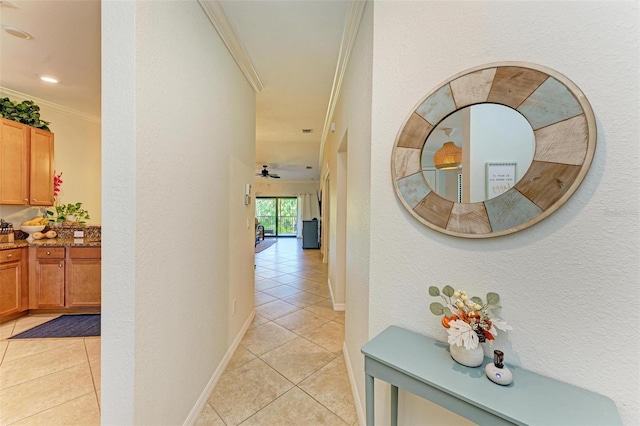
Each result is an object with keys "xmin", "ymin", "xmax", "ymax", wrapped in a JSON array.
[{"xmin": 361, "ymin": 326, "xmax": 621, "ymax": 426}]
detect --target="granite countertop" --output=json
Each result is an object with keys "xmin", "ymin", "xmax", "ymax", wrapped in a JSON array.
[
  {"xmin": 0, "ymin": 225, "xmax": 101, "ymax": 251},
  {"xmin": 0, "ymin": 238, "xmax": 101, "ymax": 250}
]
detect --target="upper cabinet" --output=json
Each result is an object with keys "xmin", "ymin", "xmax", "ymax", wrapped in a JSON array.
[{"xmin": 0, "ymin": 118, "xmax": 54, "ymax": 206}]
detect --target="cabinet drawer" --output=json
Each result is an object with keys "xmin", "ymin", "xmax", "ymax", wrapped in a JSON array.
[
  {"xmin": 36, "ymin": 247, "xmax": 65, "ymax": 259},
  {"xmin": 0, "ymin": 249, "xmax": 22, "ymax": 263},
  {"xmin": 67, "ymin": 247, "xmax": 101, "ymax": 259}
]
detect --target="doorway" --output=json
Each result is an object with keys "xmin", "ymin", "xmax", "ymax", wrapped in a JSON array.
[{"xmin": 255, "ymin": 197, "xmax": 298, "ymax": 237}]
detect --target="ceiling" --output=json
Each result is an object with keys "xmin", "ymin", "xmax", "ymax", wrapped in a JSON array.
[
  {"xmin": 0, "ymin": 0, "xmax": 101, "ymax": 118},
  {"xmin": 0, "ymin": 0, "xmax": 351, "ymax": 181}
]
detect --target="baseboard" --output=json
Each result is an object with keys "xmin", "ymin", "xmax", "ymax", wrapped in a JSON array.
[
  {"xmin": 327, "ymin": 278, "xmax": 346, "ymax": 311},
  {"xmin": 343, "ymin": 341, "xmax": 365, "ymax": 426},
  {"xmin": 183, "ymin": 309, "xmax": 256, "ymax": 425}
]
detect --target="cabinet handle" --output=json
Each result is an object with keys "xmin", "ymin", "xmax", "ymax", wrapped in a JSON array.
[
  {"xmin": 6, "ymin": 254, "xmax": 12, "ymax": 258},
  {"xmin": 32, "ymin": 199, "xmax": 37, "ymax": 202},
  {"xmin": 46, "ymin": 251, "xmax": 51, "ymax": 255},
  {"xmin": 59, "ymin": 263, "xmax": 63, "ymax": 268},
  {"xmin": 23, "ymin": 198, "xmax": 28, "ymax": 202}
]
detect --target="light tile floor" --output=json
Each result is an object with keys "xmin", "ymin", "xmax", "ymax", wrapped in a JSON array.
[
  {"xmin": 0, "ymin": 238, "xmax": 356, "ymax": 426},
  {"xmin": 197, "ymin": 238, "xmax": 357, "ymax": 426},
  {"xmin": 0, "ymin": 315, "xmax": 101, "ymax": 425}
]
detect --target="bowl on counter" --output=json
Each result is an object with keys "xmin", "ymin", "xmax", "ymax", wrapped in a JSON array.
[{"xmin": 20, "ymin": 225, "xmax": 45, "ymax": 242}]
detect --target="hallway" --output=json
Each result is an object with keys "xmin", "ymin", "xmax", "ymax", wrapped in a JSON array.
[{"xmin": 197, "ymin": 238, "xmax": 357, "ymax": 425}]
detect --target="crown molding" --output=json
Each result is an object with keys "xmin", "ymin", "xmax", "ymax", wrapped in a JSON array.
[
  {"xmin": 198, "ymin": 0, "xmax": 264, "ymax": 93},
  {"xmin": 318, "ymin": 0, "xmax": 367, "ymax": 167},
  {"xmin": 0, "ymin": 87, "xmax": 101, "ymax": 123}
]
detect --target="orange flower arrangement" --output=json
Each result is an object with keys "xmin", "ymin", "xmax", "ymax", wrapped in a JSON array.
[{"xmin": 429, "ymin": 285, "xmax": 511, "ymax": 350}]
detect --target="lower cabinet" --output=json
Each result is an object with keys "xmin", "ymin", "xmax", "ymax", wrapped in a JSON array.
[
  {"xmin": 66, "ymin": 248, "xmax": 101, "ymax": 307},
  {"xmin": 35, "ymin": 248, "xmax": 65, "ymax": 308},
  {"xmin": 32, "ymin": 246, "xmax": 101, "ymax": 309},
  {"xmin": 0, "ymin": 248, "xmax": 27, "ymax": 318}
]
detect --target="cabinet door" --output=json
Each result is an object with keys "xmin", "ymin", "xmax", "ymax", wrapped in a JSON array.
[
  {"xmin": 36, "ymin": 259, "xmax": 65, "ymax": 308},
  {"xmin": 66, "ymin": 258, "xmax": 101, "ymax": 307},
  {"xmin": 29, "ymin": 128, "xmax": 54, "ymax": 206},
  {"xmin": 0, "ymin": 119, "xmax": 29, "ymax": 205},
  {"xmin": 0, "ymin": 261, "xmax": 22, "ymax": 317}
]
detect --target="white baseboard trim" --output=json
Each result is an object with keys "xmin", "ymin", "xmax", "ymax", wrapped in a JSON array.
[
  {"xmin": 343, "ymin": 341, "xmax": 365, "ymax": 426},
  {"xmin": 327, "ymin": 278, "xmax": 346, "ymax": 311},
  {"xmin": 183, "ymin": 309, "xmax": 256, "ymax": 425}
]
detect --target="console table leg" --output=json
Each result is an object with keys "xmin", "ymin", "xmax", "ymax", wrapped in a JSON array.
[
  {"xmin": 366, "ymin": 374, "xmax": 375, "ymax": 426},
  {"xmin": 391, "ymin": 385, "xmax": 398, "ymax": 426}
]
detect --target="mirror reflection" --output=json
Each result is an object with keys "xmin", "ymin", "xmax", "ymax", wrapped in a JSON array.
[{"xmin": 421, "ymin": 104, "xmax": 535, "ymax": 203}]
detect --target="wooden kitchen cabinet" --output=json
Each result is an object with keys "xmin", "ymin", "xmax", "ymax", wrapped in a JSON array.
[
  {"xmin": 29, "ymin": 127, "xmax": 55, "ymax": 206},
  {"xmin": 0, "ymin": 248, "xmax": 27, "ymax": 319},
  {"xmin": 29, "ymin": 246, "xmax": 101, "ymax": 310},
  {"xmin": 66, "ymin": 247, "xmax": 101, "ymax": 307},
  {"xmin": 35, "ymin": 247, "xmax": 65, "ymax": 308},
  {"xmin": 0, "ymin": 118, "xmax": 54, "ymax": 206}
]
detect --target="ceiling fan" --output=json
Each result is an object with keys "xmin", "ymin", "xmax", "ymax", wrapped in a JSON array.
[{"xmin": 256, "ymin": 165, "xmax": 280, "ymax": 179}]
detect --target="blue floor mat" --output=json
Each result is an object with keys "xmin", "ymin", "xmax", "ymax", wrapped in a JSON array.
[{"xmin": 10, "ymin": 314, "xmax": 100, "ymax": 339}]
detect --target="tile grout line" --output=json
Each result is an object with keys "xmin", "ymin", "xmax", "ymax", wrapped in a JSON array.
[
  {"xmin": 5, "ymin": 391, "xmax": 98, "ymax": 425},
  {"xmin": 1, "ymin": 337, "xmax": 80, "ymax": 365},
  {"xmin": 0, "ymin": 339, "xmax": 9, "ymax": 365},
  {"xmin": 246, "ymin": 268, "xmax": 349, "ymax": 421},
  {"xmin": 218, "ymin": 239, "xmax": 348, "ymax": 424},
  {"xmin": 83, "ymin": 338, "xmax": 100, "ymax": 394},
  {"xmin": 0, "ymin": 356, "xmax": 90, "ymax": 392}
]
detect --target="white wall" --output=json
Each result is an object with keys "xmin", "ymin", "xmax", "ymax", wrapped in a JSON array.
[
  {"xmin": 0, "ymin": 90, "xmax": 101, "ymax": 226},
  {"xmin": 322, "ymin": 0, "xmax": 373, "ymax": 417},
  {"xmin": 254, "ymin": 179, "xmax": 319, "ymax": 198},
  {"xmin": 102, "ymin": 2, "xmax": 255, "ymax": 424},
  {"xmin": 469, "ymin": 104, "xmax": 534, "ymax": 202},
  {"xmin": 368, "ymin": 1, "xmax": 638, "ymax": 424}
]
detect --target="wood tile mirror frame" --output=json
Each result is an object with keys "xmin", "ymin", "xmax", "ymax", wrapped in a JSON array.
[{"xmin": 392, "ymin": 61, "xmax": 596, "ymax": 238}]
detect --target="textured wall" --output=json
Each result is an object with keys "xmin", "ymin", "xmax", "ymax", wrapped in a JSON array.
[
  {"xmin": 102, "ymin": 1, "xmax": 255, "ymax": 424},
  {"xmin": 368, "ymin": 1, "xmax": 639, "ymax": 424},
  {"xmin": 322, "ymin": 0, "xmax": 374, "ymax": 414},
  {"xmin": 254, "ymin": 180, "xmax": 319, "ymax": 197}
]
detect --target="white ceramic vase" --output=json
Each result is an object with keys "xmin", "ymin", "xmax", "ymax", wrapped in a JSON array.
[{"xmin": 449, "ymin": 343, "xmax": 484, "ymax": 367}]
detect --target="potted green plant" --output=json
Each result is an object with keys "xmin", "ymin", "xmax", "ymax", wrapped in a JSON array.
[
  {"xmin": 47, "ymin": 202, "xmax": 90, "ymax": 226},
  {"xmin": 0, "ymin": 97, "xmax": 51, "ymax": 130}
]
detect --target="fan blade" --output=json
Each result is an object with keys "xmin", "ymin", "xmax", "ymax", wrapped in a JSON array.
[{"xmin": 270, "ymin": 174, "xmax": 280, "ymax": 179}]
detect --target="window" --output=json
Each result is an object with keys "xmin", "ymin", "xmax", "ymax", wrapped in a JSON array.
[{"xmin": 255, "ymin": 197, "xmax": 297, "ymax": 237}]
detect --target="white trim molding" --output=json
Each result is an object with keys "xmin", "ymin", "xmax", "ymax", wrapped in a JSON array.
[
  {"xmin": 0, "ymin": 87, "xmax": 101, "ymax": 123},
  {"xmin": 343, "ymin": 341, "xmax": 365, "ymax": 426},
  {"xmin": 183, "ymin": 309, "xmax": 256, "ymax": 425},
  {"xmin": 318, "ymin": 0, "xmax": 367, "ymax": 167},
  {"xmin": 327, "ymin": 278, "xmax": 346, "ymax": 311},
  {"xmin": 198, "ymin": 0, "xmax": 264, "ymax": 93}
]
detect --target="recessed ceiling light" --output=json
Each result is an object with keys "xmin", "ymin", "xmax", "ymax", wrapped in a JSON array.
[
  {"xmin": 3, "ymin": 26, "xmax": 32, "ymax": 40},
  {"xmin": 40, "ymin": 76, "xmax": 59, "ymax": 84}
]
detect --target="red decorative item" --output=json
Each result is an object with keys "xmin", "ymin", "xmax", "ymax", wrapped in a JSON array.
[{"xmin": 53, "ymin": 171, "xmax": 63, "ymax": 202}]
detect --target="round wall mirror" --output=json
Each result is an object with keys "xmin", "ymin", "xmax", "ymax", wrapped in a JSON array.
[{"xmin": 392, "ymin": 62, "xmax": 596, "ymax": 238}]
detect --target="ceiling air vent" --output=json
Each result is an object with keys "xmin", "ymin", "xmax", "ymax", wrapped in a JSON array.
[{"xmin": 302, "ymin": 129, "xmax": 313, "ymax": 133}]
